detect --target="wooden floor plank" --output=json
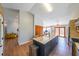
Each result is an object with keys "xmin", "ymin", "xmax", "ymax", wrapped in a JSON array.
[
  {"xmin": 3, "ymin": 38, "xmax": 33, "ymax": 56},
  {"xmin": 49, "ymin": 37, "xmax": 72, "ymax": 56}
]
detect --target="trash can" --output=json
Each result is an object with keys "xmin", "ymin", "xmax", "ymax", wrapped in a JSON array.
[{"xmin": 29, "ymin": 45, "xmax": 39, "ymax": 56}]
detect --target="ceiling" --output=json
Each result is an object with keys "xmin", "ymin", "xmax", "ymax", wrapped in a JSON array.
[
  {"xmin": 1, "ymin": 3, "xmax": 79, "ymax": 25},
  {"xmin": 1, "ymin": 3, "xmax": 35, "ymax": 11}
]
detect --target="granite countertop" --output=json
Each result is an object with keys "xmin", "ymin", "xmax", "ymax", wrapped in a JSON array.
[{"xmin": 33, "ymin": 35, "xmax": 55, "ymax": 44}]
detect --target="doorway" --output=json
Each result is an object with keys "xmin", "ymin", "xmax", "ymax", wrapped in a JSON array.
[{"xmin": 55, "ymin": 27, "xmax": 66, "ymax": 37}]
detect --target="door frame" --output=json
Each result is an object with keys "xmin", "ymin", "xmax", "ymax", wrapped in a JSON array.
[{"xmin": 0, "ymin": 14, "xmax": 3, "ymax": 55}]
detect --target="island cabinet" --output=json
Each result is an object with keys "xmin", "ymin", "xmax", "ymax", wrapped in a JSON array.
[{"xmin": 33, "ymin": 36, "xmax": 58, "ymax": 56}]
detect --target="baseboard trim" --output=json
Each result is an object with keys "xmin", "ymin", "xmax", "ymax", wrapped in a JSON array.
[{"xmin": 18, "ymin": 40, "xmax": 33, "ymax": 45}]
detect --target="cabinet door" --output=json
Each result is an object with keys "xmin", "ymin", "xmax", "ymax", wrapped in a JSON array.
[
  {"xmin": 45, "ymin": 41, "xmax": 51, "ymax": 56},
  {"xmin": 35, "ymin": 25, "xmax": 43, "ymax": 36}
]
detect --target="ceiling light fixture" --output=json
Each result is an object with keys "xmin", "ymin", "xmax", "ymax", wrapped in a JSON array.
[{"xmin": 43, "ymin": 3, "xmax": 53, "ymax": 12}]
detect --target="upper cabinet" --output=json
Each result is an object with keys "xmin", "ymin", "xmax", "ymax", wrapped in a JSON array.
[
  {"xmin": 75, "ymin": 18, "xmax": 79, "ymax": 32},
  {"xmin": 75, "ymin": 18, "xmax": 79, "ymax": 26},
  {"xmin": 69, "ymin": 19, "xmax": 79, "ymax": 38}
]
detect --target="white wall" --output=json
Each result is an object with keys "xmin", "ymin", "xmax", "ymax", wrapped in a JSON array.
[
  {"xmin": 34, "ymin": 15, "xmax": 43, "ymax": 26},
  {"xmin": 34, "ymin": 15, "xmax": 43, "ymax": 35},
  {"xmin": 18, "ymin": 11, "xmax": 34, "ymax": 45},
  {"xmin": 4, "ymin": 8, "xmax": 19, "ymax": 33},
  {"xmin": 0, "ymin": 15, "xmax": 3, "ymax": 56}
]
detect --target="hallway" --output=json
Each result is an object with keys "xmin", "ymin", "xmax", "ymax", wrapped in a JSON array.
[{"xmin": 49, "ymin": 37, "xmax": 72, "ymax": 56}]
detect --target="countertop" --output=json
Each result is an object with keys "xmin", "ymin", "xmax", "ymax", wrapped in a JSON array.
[
  {"xmin": 71, "ymin": 37, "xmax": 79, "ymax": 39},
  {"xmin": 33, "ymin": 35, "xmax": 56, "ymax": 44}
]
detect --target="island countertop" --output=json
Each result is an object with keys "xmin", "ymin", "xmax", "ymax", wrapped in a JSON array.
[{"xmin": 33, "ymin": 35, "xmax": 56, "ymax": 44}]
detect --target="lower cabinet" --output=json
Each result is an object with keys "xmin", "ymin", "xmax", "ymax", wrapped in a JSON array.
[{"xmin": 72, "ymin": 38, "xmax": 79, "ymax": 56}]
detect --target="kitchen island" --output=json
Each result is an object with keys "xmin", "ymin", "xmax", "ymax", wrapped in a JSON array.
[{"xmin": 33, "ymin": 36, "xmax": 58, "ymax": 56}]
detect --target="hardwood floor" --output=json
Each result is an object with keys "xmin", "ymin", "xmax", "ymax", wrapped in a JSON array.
[
  {"xmin": 3, "ymin": 37, "xmax": 72, "ymax": 56},
  {"xmin": 3, "ymin": 38, "xmax": 33, "ymax": 56},
  {"xmin": 49, "ymin": 37, "xmax": 72, "ymax": 56}
]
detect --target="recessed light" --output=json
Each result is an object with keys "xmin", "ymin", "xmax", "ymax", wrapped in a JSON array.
[{"xmin": 43, "ymin": 3, "xmax": 53, "ymax": 12}]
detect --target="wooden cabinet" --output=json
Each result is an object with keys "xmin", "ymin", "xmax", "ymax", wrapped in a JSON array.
[
  {"xmin": 35, "ymin": 25, "xmax": 43, "ymax": 37},
  {"xmin": 69, "ymin": 20, "xmax": 79, "ymax": 38},
  {"xmin": 72, "ymin": 38, "xmax": 79, "ymax": 56}
]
